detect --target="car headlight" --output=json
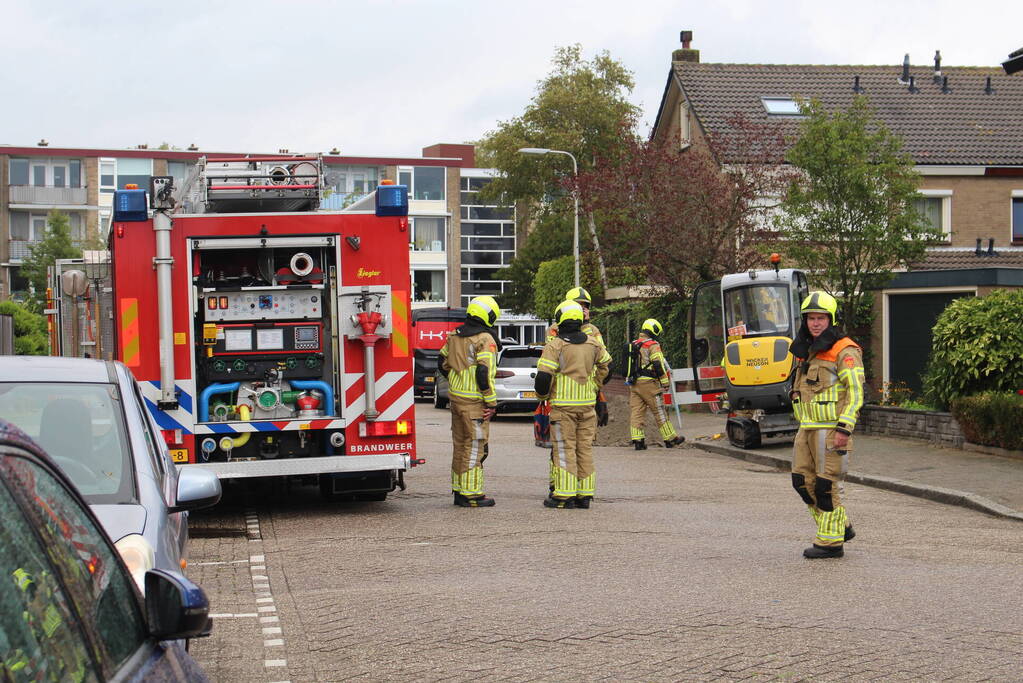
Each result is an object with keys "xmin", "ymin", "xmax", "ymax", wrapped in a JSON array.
[{"xmin": 114, "ymin": 534, "xmax": 155, "ymax": 593}]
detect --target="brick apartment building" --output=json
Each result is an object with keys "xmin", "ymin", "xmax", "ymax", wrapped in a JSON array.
[{"xmin": 650, "ymin": 33, "xmax": 1023, "ymax": 392}]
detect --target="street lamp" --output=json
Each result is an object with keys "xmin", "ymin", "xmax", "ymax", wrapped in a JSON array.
[{"xmin": 518, "ymin": 147, "xmax": 579, "ymax": 287}]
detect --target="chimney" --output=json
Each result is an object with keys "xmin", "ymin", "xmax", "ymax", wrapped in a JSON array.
[
  {"xmin": 673, "ymin": 30, "xmax": 700, "ymax": 63},
  {"xmin": 975, "ymin": 238, "xmax": 983, "ymax": 255},
  {"xmin": 37, "ymin": 139, "xmax": 49, "ymax": 147},
  {"xmin": 853, "ymin": 75, "xmax": 865, "ymax": 93},
  {"xmin": 941, "ymin": 75, "xmax": 951, "ymax": 94},
  {"xmin": 188, "ymin": 143, "xmax": 198, "ymax": 151},
  {"xmin": 899, "ymin": 54, "xmax": 911, "ymax": 84},
  {"xmin": 985, "ymin": 76, "xmax": 995, "ymax": 95},
  {"xmin": 908, "ymin": 75, "xmax": 919, "ymax": 93},
  {"xmin": 988, "ymin": 238, "xmax": 997, "ymax": 255},
  {"xmin": 933, "ymin": 50, "xmax": 942, "ymax": 83}
]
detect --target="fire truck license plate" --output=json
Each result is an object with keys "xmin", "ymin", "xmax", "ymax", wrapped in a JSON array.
[{"xmin": 170, "ymin": 449, "xmax": 188, "ymax": 463}]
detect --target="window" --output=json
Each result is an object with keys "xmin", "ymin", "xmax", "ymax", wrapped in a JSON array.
[
  {"xmin": 32, "ymin": 164, "xmax": 45, "ymax": 186},
  {"xmin": 913, "ymin": 190, "xmax": 952, "ymax": 240},
  {"xmin": 0, "ymin": 476, "xmax": 94, "ymax": 681},
  {"xmin": 399, "ymin": 166, "xmax": 445, "ymax": 201},
  {"xmin": 679, "ymin": 101, "xmax": 692, "ymax": 148},
  {"xmin": 1013, "ymin": 195, "xmax": 1023, "ymax": 243},
  {"xmin": 100, "ymin": 159, "xmax": 116, "ymax": 194},
  {"xmin": 69, "ymin": 160, "xmax": 82, "ymax": 188},
  {"xmin": 10, "ymin": 212, "xmax": 82, "ymax": 242},
  {"xmin": 411, "ymin": 216, "xmax": 445, "ymax": 251},
  {"xmin": 412, "ymin": 270, "xmax": 445, "ymax": 303},
  {"xmin": 115, "ymin": 157, "xmax": 153, "ymax": 191},
  {"xmin": 324, "ymin": 165, "xmax": 378, "ymax": 198},
  {"xmin": 0, "ymin": 382, "xmax": 135, "ymax": 503},
  {"xmin": 167, "ymin": 161, "xmax": 194, "ymax": 190},
  {"xmin": 4, "ymin": 454, "xmax": 148, "ymax": 672},
  {"xmin": 459, "ymin": 174, "xmax": 516, "ymax": 304},
  {"xmin": 9, "ymin": 158, "xmax": 29, "ymax": 185},
  {"xmin": 761, "ymin": 97, "xmax": 803, "ymax": 116},
  {"xmin": 53, "ymin": 165, "xmax": 66, "ymax": 188}
]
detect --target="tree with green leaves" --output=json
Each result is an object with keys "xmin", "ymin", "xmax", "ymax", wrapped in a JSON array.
[
  {"xmin": 475, "ymin": 45, "xmax": 639, "ymax": 314},
  {"xmin": 0, "ymin": 300, "xmax": 49, "ymax": 355},
  {"xmin": 777, "ymin": 97, "xmax": 942, "ymax": 328},
  {"xmin": 20, "ymin": 210, "xmax": 82, "ymax": 311}
]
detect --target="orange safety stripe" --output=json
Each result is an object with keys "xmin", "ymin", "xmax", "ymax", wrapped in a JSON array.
[
  {"xmin": 391, "ymin": 290, "xmax": 409, "ymax": 357},
  {"xmin": 815, "ymin": 338, "xmax": 860, "ymax": 362},
  {"xmin": 120, "ymin": 298, "xmax": 140, "ymax": 367}
]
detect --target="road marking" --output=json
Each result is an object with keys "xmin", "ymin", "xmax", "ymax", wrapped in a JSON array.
[
  {"xmin": 209, "ymin": 613, "xmax": 258, "ymax": 619},
  {"xmin": 246, "ymin": 508, "xmax": 290, "ymax": 681},
  {"xmin": 193, "ymin": 559, "xmax": 250, "ymax": 566}
]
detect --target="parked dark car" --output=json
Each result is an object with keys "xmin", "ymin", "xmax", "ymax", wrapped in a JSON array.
[
  {"xmin": 0, "ymin": 419, "xmax": 211, "ymax": 681},
  {"xmin": 433, "ymin": 345, "xmax": 544, "ymax": 413},
  {"xmin": 0, "ymin": 357, "xmax": 221, "ymax": 594}
]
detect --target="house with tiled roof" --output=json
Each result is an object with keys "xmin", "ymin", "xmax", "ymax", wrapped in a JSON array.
[{"xmin": 650, "ymin": 33, "xmax": 1023, "ymax": 394}]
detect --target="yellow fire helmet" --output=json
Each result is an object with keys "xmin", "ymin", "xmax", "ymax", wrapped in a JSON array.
[
  {"xmin": 565, "ymin": 286, "xmax": 592, "ymax": 306},
  {"xmin": 466, "ymin": 295, "xmax": 501, "ymax": 326},
  {"xmin": 557, "ymin": 301, "xmax": 585, "ymax": 326},
  {"xmin": 800, "ymin": 291, "xmax": 838, "ymax": 324},
  {"xmin": 641, "ymin": 318, "xmax": 663, "ymax": 337}
]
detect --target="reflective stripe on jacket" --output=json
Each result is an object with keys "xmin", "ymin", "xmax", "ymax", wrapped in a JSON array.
[
  {"xmin": 792, "ymin": 338, "xmax": 865, "ymax": 431},
  {"xmin": 440, "ymin": 331, "xmax": 498, "ymax": 403},
  {"xmin": 537, "ymin": 336, "xmax": 611, "ymax": 407}
]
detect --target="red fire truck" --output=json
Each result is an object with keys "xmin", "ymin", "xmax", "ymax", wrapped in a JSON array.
[
  {"xmin": 410, "ymin": 306, "xmax": 466, "ymax": 398},
  {"xmin": 109, "ymin": 156, "xmax": 421, "ymax": 499}
]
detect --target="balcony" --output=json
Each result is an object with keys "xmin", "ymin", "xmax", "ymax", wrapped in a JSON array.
[
  {"xmin": 8, "ymin": 240, "xmax": 35, "ymax": 261},
  {"xmin": 9, "ymin": 185, "xmax": 88, "ymax": 206}
]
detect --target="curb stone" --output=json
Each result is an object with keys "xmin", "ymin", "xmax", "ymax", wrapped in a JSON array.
[{"xmin": 690, "ymin": 440, "xmax": 1023, "ymax": 523}]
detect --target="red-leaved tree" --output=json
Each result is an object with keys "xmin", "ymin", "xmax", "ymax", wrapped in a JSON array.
[{"xmin": 576, "ymin": 114, "xmax": 795, "ymax": 297}]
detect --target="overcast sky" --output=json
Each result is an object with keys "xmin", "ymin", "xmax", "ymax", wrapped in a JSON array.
[{"xmin": 2, "ymin": 0, "xmax": 1021, "ymax": 158}]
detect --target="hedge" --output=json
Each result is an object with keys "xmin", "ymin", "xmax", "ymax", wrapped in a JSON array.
[
  {"xmin": 922, "ymin": 289, "xmax": 1023, "ymax": 409},
  {"xmin": 950, "ymin": 391, "xmax": 1023, "ymax": 451},
  {"xmin": 590, "ymin": 296, "xmax": 689, "ymax": 377}
]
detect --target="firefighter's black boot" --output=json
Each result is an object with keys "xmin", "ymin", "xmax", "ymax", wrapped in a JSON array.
[
  {"xmin": 543, "ymin": 495, "xmax": 574, "ymax": 509},
  {"xmin": 454, "ymin": 493, "xmax": 495, "ymax": 508},
  {"xmin": 633, "ymin": 439, "xmax": 647, "ymax": 451},
  {"xmin": 574, "ymin": 496, "xmax": 592, "ymax": 509},
  {"xmin": 664, "ymin": 436, "xmax": 685, "ymax": 448},
  {"xmin": 845, "ymin": 525, "xmax": 856, "ymax": 542},
  {"xmin": 803, "ymin": 544, "xmax": 844, "ymax": 559}
]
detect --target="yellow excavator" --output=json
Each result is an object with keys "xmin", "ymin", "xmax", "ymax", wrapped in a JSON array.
[{"xmin": 689, "ymin": 256, "xmax": 809, "ymax": 448}]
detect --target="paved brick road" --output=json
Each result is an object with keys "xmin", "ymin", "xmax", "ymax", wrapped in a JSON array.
[{"xmin": 188, "ymin": 404, "xmax": 1023, "ymax": 682}]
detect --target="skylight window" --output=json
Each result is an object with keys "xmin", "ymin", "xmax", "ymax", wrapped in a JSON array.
[{"xmin": 761, "ymin": 97, "xmax": 803, "ymax": 116}]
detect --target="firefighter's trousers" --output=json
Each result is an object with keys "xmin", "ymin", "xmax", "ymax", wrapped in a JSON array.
[
  {"xmin": 549, "ymin": 404, "xmax": 597, "ymax": 500},
  {"xmin": 791, "ymin": 428, "xmax": 853, "ymax": 547},
  {"xmin": 449, "ymin": 395, "xmax": 490, "ymax": 498},
  {"xmin": 629, "ymin": 379, "xmax": 677, "ymax": 441}
]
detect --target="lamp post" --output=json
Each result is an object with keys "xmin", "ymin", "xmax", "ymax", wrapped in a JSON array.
[{"xmin": 518, "ymin": 147, "xmax": 579, "ymax": 287}]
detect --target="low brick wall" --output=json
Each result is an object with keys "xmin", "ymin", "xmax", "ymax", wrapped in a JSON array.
[{"xmin": 859, "ymin": 405, "xmax": 964, "ymax": 448}]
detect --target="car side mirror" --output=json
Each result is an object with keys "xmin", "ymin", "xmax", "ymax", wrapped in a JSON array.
[
  {"xmin": 170, "ymin": 468, "xmax": 221, "ymax": 513},
  {"xmin": 692, "ymin": 338, "xmax": 709, "ymax": 365},
  {"xmin": 145, "ymin": 569, "xmax": 211, "ymax": 640}
]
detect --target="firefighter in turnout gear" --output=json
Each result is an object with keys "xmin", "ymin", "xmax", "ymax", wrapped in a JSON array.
[
  {"xmin": 535, "ymin": 301, "xmax": 611, "ymax": 508},
  {"xmin": 627, "ymin": 319, "xmax": 684, "ymax": 449},
  {"xmin": 439, "ymin": 295, "xmax": 502, "ymax": 507},
  {"xmin": 544, "ymin": 288, "xmax": 608, "ymax": 426},
  {"xmin": 788, "ymin": 292, "xmax": 865, "ymax": 559}
]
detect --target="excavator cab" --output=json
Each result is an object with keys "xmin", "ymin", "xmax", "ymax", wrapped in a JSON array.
[{"xmin": 690, "ymin": 265, "xmax": 809, "ymax": 448}]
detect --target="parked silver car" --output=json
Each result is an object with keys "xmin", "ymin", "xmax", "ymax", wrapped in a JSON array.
[
  {"xmin": 433, "ymin": 345, "xmax": 543, "ymax": 413},
  {"xmin": 0, "ymin": 357, "xmax": 221, "ymax": 593}
]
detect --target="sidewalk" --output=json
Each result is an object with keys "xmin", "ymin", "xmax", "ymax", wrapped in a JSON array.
[{"xmin": 678, "ymin": 411, "xmax": 1023, "ymax": 522}]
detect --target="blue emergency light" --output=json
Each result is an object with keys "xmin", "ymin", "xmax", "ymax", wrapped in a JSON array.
[
  {"xmin": 375, "ymin": 184, "xmax": 408, "ymax": 217},
  {"xmin": 113, "ymin": 188, "xmax": 149, "ymax": 222}
]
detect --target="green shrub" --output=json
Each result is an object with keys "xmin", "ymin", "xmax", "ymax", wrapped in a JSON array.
[
  {"xmin": 950, "ymin": 391, "xmax": 1023, "ymax": 450},
  {"xmin": 0, "ymin": 301, "xmax": 49, "ymax": 355},
  {"xmin": 590, "ymin": 295, "xmax": 689, "ymax": 377},
  {"xmin": 922, "ymin": 289, "xmax": 1023, "ymax": 409}
]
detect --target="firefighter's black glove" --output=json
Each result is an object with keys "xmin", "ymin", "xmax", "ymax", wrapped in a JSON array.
[{"xmin": 595, "ymin": 400, "xmax": 609, "ymax": 427}]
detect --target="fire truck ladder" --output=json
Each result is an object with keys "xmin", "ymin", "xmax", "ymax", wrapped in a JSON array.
[{"xmin": 177, "ymin": 155, "xmax": 324, "ymax": 214}]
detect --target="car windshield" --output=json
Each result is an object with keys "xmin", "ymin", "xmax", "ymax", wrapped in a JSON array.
[
  {"xmin": 723, "ymin": 284, "xmax": 793, "ymax": 339},
  {"xmin": 500, "ymin": 349, "xmax": 541, "ymax": 368},
  {"xmin": 0, "ymin": 383, "xmax": 135, "ymax": 504}
]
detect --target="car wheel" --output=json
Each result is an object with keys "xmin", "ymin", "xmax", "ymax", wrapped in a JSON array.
[{"xmin": 434, "ymin": 384, "xmax": 448, "ymax": 409}]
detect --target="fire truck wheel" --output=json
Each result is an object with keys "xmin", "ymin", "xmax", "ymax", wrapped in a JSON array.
[{"xmin": 433, "ymin": 386, "xmax": 448, "ymax": 410}]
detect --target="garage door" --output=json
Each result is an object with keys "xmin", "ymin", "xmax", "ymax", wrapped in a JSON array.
[{"xmin": 888, "ymin": 292, "xmax": 973, "ymax": 394}]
